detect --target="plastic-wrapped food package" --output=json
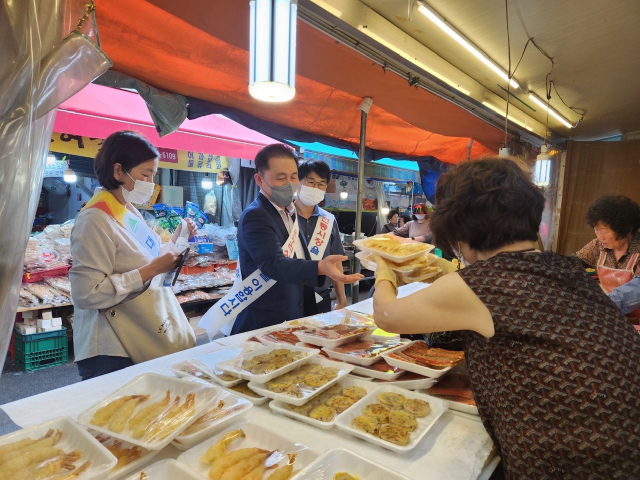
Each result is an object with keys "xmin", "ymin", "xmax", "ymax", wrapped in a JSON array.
[
  {"xmin": 25, "ymin": 282, "xmax": 71, "ymax": 305},
  {"xmin": 210, "ymin": 227, "xmax": 237, "ymax": 247},
  {"xmin": 19, "ymin": 287, "xmax": 40, "ymax": 307},
  {"xmin": 203, "ymin": 191, "xmax": 217, "ymax": 216},
  {"xmin": 54, "ymin": 237, "xmax": 72, "ymax": 263},
  {"xmin": 45, "ymin": 276, "xmax": 72, "ymax": 294}
]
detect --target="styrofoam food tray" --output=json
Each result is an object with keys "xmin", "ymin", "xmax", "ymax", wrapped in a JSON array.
[
  {"xmin": 248, "ymin": 358, "xmax": 355, "ymax": 406},
  {"xmin": 168, "ymin": 359, "xmax": 217, "ymax": 383},
  {"xmin": 77, "ymin": 373, "xmax": 220, "ymax": 450},
  {"xmin": 89, "ymin": 430, "xmax": 160, "ymax": 480},
  {"xmin": 189, "ymin": 347, "xmax": 247, "ymax": 387},
  {"xmin": 222, "ymin": 384, "xmax": 270, "ymax": 405},
  {"xmin": 381, "ymin": 341, "xmax": 454, "ymax": 379},
  {"xmin": 418, "ymin": 391, "xmax": 479, "ymax": 416},
  {"xmin": 124, "ymin": 459, "xmax": 204, "ymax": 480},
  {"xmin": 373, "ymin": 373, "xmax": 439, "ymax": 390},
  {"xmin": 351, "ymin": 361, "xmax": 406, "ymax": 381},
  {"xmin": 294, "ymin": 325, "xmax": 376, "ymax": 349},
  {"xmin": 216, "ymin": 344, "xmax": 319, "ymax": 383},
  {"xmin": 334, "ymin": 385, "xmax": 449, "ymax": 453},
  {"xmin": 295, "ymin": 448, "xmax": 412, "ymax": 480},
  {"xmin": 256, "ymin": 326, "xmax": 313, "ymax": 346},
  {"xmin": 353, "ymin": 237, "xmax": 434, "ymax": 263},
  {"xmin": 177, "ymin": 420, "xmax": 319, "ymax": 479},
  {"xmin": 0, "ymin": 417, "xmax": 117, "ymax": 480},
  {"xmin": 322, "ymin": 339, "xmax": 410, "ymax": 366},
  {"xmin": 269, "ymin": 376, "xmax": 374, "ymax": 430},
  {"xmin": 172, "ymin": 390, "xmax": 252, "ymax": 450}
]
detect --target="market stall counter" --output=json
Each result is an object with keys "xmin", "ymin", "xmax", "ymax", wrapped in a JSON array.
[{"xmin": 0, "ymin": 287, "xmax": 497, "ymax": 480}]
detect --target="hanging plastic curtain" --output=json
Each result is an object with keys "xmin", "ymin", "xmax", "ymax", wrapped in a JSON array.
[{"xmin": 0, "ymin": 0, "xmax": 111, "ymax": 374}]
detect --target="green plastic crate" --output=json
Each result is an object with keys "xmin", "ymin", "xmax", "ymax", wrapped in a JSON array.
[{"xmin": 13, "ymin": 327, "xmax": 68, "ymax": 372}]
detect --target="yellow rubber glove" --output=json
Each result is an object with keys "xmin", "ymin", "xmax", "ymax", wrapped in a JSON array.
[
  {"xmin": 432, "ymin": 256, "xmax": 458, "ymax": 274},
  {"xmin": 373, "ymin": 255, "xmax": 399, "ymax": 296}
]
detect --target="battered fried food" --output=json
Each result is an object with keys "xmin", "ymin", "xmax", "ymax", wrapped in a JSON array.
[
  {"xmin": 352, "ymin": 414, "xmax": 381, "ymax": 435},
  {"xmin": 133, "ymin": 395, "xmax": 180, "ymax": 439},
  {"xmin": 402, "ymin": 398, "xmax": 431, "ymax": 417},
  {"xmin": 0, "ymin": 429, "xmax": 62, "ymax": 464},
  {"xmin": 341, "ymin": 386, "xmax": 366, "ymax": 400},
  {"xmin": 326, "ymin": 395, "xmax": 356, "ymax": 414},
  {"xmin": 286, "ymin": 384, "xmax": 304, "ymax": 398},
  {"xmin": 267, "ymin": 377, "xmax": 294, "ymax": 393},
  {"xmin": 201, "ymin": 429, "xmax": 246, "ymax": 464},
  {"xmin": 378, "ymin": 392, "xmax": 406, "ymax": 409},
  {"xmin": 143, "ymin": 393, "xmax": 196, "ymax": 442},
  {"xmin": 48, "ymin": 460, "xmax": 92, "ymax": 479},
  {"xmin": 361, "ymin": 234, "xmax": 428, "ymax": 255},
  {"xmin": 129, "ymin": 390, "xmax": 171, "ymax": 430},
  {"xmin": 184, "ymin": 403, "xmax": 246, "ymax": 436},
  {"xmin": 302, "ymin": 374, "xmax": 329, "ymax": 389},
  {"xmin": 309, "ymin": 405, "xmax": 337, "ymax": 422},
  {"xmin": 320, "ymin": 367, "xmax": 339, "ymax": 379},
  {"xmin": 389, "ymin": 410, "xmax": 418, "ymax": 431},
  {"xmin": 363, "ymin": 403, "xmax": 390, "ymax": 422},
  {"xmin": 267, "ymin": 453, "xmax": 297, "ymax": 480},
  {"xmin": 378, "ymin": 424, "xmax": 411, "ymax": 446},
  {"xmin": 333, "ymin": 474, "xmax": 359, "ymax": 480},
  {"xmin": 109, "ymin": 395, "xmax": 150, "ymax": 433},
  {"xmin": 0, "ymin": 446, "xmax": 66, "ymax": 476},
  {"xmin": 90, "ymin": 395, "xmax": 146, "ymax": 427},
  {"xmin": 208, "ymin": 447, "xmax": 268, "ymax": 480}
]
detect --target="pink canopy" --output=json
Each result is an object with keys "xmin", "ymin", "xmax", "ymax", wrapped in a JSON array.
[{"xmin": 54, "ymin": 83, "xmax": 277, "ymax": 159}]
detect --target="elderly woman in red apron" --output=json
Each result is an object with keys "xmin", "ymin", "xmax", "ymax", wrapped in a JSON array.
[{"xmin": 576, "ymin": 195, "xmax": 640, "ymax": 324}]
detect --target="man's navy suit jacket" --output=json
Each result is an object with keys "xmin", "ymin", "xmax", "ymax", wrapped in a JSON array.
[{"xmin": 231, "ymin": 194, "xmax": 324, "ymax": 334}]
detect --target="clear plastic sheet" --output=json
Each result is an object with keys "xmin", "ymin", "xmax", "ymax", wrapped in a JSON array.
[{"xmin": 0, "ymin": 0, "xmax": 111, "ymax": 374}]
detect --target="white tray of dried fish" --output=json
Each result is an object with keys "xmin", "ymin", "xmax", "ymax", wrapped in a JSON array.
[
  {"xmin": 247, "ymin": 358, "xmax": 355, "ymax": 406},
  {"xmin": 295, "ymin": 448, "xmax": 412, "ymax": 480},
  {"xmin": 215, "ymin": 344, "xmax": 319, "ymax": 384},
  {"xmin": 0, "ymin": 416, "xmax": 116, "ymax": 480},
  {"xmin": 77, "ymin": 373, "xmax": 220, "ymax": 451},
  {"xmin": 172, "ymin": 390, "xmax": 252, "ymax": 451},
  {"xmin": 223, "ymin": 383, "xmax": 270, "ymax": 405},
  {"xmin": 269, "ymin": 376, "xmax": 374, "ymax": 430},
  {"xmin": 177, "ymin": 420, "xmax": 318, "ymax": 480},
  {"xmin": 334, "ymin": 385, "xmax": 449, "ymax": 454},
  {"xmin": 124, "ymin": 458, "xmax": 204, "ymax": 480},
  {"xmin": 89, "ymin": 430, "xmax": 160, "ymax": 480}
]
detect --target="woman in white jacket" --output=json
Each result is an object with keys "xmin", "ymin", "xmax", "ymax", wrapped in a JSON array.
[{"xmin": 70, "ymin": 131, "xmax": 197, "ymax": 380}]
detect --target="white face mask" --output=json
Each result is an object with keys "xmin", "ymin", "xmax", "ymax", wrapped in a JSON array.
[
  {"xmin": 414, "ymin": 214, "xmax": 426, "ymax": 221},
  {"xmin": 452, "ymin": 242, "xmax": 470, "ymax": 268},
  {"xmin": 121, "ymin": 171, "xmax": 155, "ymax": 204},
  {"xmin": 297, "ymin": 184, "xmax": 325, "ymax": 206}
]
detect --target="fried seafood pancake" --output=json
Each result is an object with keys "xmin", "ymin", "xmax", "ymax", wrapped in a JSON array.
[
  {"xmin": 309, "ymin": 405, "xmax": 337, "ymax": 422},
  {"xmin": 251, "ymin": 363, "xmax": 273, "ymax": 375},
  {"xmin": 286, "ymin": 384, "xmax": 305, "ymax": 398},
  {"xmin": 326, "ymin": 395, "xmax": 356, "ymax": 414},
  {"xmin": 403, "ymin": 398, "xmax": 431, "ymax": 417},
  {"xmin": 303, "ymin": 374, "xmax": 329, "ymax": 388},
  {"xmin": 286, "ymin": 403, "xmax": 314, "ymax": 415},
  {"xmin": 352, "ymin": 414, "xmax": 381, "ymax": 435},
  {"xmin": 342, "ymin": 386, "xmax": 366, "ymax": 400},
  {"xmin": 389, "ymin": 410, "xmax": 418, "ymax": 431},
  {"xmin": 320, "ymin": 367, "xmax": 340, "ymax": 379},
  {"xmin": 299, "ymin": 363, "xmax": 322, "ymax": 374},
  {"xmin": 326, "ymin": 384, "xmax": 343, "ymax": 396},
  {"xmin": 271, "ymin": 349, "xmax": 290, "ymax": 357},
  {"xmin": 269, "ymin": 356, "xmax": 291, "ymax": 368},
  {"xmin": 379, "ymin": 424, "xmax": 411, "ymax": 446},
  {"xmin": 267, "ymin": 378, "xmax": 294, "ymax": 393},
  {"xmin": 378, "ymin": 392, "xmax": 406, "ymax": 409},
  {"xmin": 363, "ymin": 403, "xmax": 390, "ymax": 422}
]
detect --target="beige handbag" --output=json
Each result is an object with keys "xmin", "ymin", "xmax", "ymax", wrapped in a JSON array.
[{"xmin": 105, "ymin": 283, "xmax": 196, "ymax": 364}]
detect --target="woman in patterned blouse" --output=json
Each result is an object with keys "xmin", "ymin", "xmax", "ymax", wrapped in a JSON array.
[{"xmin": 373, "ymin": 158, "xmax": 640, "ymax": 480}]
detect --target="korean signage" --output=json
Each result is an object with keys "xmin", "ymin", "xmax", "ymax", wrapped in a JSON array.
[{"xmin": 50, "ymin": 133, "xmax": 229, "ymax": 173}]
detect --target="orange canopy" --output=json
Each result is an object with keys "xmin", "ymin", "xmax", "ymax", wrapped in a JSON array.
[{"xmin": 94, "ymin": 0, "xmax": 504, "ymax": 164}]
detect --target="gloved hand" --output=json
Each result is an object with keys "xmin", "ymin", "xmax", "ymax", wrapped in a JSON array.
[
  {"xmin": 432, "ymin": 256, "xmax": 458, "ymax": 274},
  {"xmin": 373, "ymin": 255, "xmax": 399, "ymax": 296}
]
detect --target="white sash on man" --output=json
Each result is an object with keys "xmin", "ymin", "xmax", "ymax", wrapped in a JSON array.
[
  {"xmin": 307, "ymin": 213, "xmax": 334, "ymax": 303},
  {"xmin": 199, "ymin": 215, "xmax": 304, "ymax": 340}
]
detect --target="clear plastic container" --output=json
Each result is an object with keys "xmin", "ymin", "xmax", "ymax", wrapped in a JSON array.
[
  {"xmin": 322, "ymin": 339, "xmax": 410, "ymax": 366},
  {"xmin": 381, "ymin": 341, "xmax": 455, "ymax": 379},
  {"xmin": 294, "ymin": 325, "xmax": 376, "ymax": 349},
  {"xmin": 176, "ymin": 420, "xmax": 319, "ymax": 478},
  {"xmin": 0, "ymin": 417, "xmax": 117, "ymax": 480},
  {"xmin": 172, "ymin": 390, "xmax": 252, "ymax": 451},
  {"xmin": 334, "ymin": 385, "xmax": 449, "ymax": 454},
  {"xmin": 89, "ymin": 430, "xmax": 160, "ymax": 480},
  {"xmin": 215, "ymin": 344, "xmax": 319, "ymax": 383},
  {"xmin": 77, "ymin": 373, "xmax": 220, "ymax": 450},
  {"xmin": 350, "ymin": 361, "xmax": 406, "ymax": 380},
  {"xmin": 124, "ymin": 458, "xmax": 204, "ymax": 480},
  {"xmin": 295, "ymin": 448, "xmax": 412, "ymax": 480},
  {"xmin": 248, "ymin": 358, "xmax": 355, "ymax": 406}
]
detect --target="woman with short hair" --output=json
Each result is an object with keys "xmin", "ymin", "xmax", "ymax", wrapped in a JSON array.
[
  {"xmin": 576, "ymin": 195, "xmax": 640, "ymax": 323},
  {"xmin": 381, "ymin": 209, "xmax": 399, "ymax": 234},
  {"xmin": 373, "ymin": 158, "xmax": 640, "ymax": 479}
]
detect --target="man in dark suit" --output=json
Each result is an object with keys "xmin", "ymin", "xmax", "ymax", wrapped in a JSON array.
[{"xmin": 231, "ymin": 144, "xmax": 362, "ymax": 334}]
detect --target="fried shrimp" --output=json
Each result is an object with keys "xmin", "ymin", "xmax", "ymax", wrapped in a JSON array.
[
  {"xmin": 0, "ymin": 447, "xmax": 66, "ymax": 477},
  {"xmin": 219, "ymin": 450, "xmax": 274, "ymax": 480},
  {"xmin": 109, "ymin": 395, "xmax": 150, "ymax": 433},
  {"xmin": 48, "ymin": 461, "xmax": 92, "ymax": 479},
  {"xmin": 266, "ymin": 453, "xmax": 297, "ymax": 480},
  {"xmin": 129, "ymin": 390, "xmax": 171, "ymax": 429},
  {"xmin": 133, "ymin": 395, "xmax": 180, "ymax": 439},
  {"xmin": 0, "ymin": 429, "xmax": 51, "ymax": 457},
  {"xmin": 90, "ymin": 395, "xmax": 145, "ymax": 427},
  {"xmin": 143, "ymin": 393, "xmax": 196, "ymax": 442},
  {"xmin": 201, "ymin": 429, "xmax": 246, "ymax": 465},
  {"xmin": 0, "ymin": 429, "xmax": 62, "ymax": 464},
  {"xmin": 208, "ymin": 448, "xmax": 267, "ymax": 480},
  {"xmin": 30, "ymin": 451, "xmax": 82, "ymax": 480}
]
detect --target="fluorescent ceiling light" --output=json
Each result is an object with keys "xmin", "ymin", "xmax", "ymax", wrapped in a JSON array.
[
  {"xmin": 417, "ymin": 1, "xmax": 518, "ymax": 89},
  {"xmin": 482, "ymin": 101, "xmax": 533, "ymax": 131},
  {"xmin": 528, "ymin": 93, "xmax": 573, "ymax": 129},
  {"xmin": 361, "ymin": 28, "xmax": 470, "ymax": 96}
]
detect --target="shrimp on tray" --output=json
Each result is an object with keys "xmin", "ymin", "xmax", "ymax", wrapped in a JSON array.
[
  {"xmin": 142, "ymin": 393, "xmax": 196, "ymax": 442},
  {"xmin": 267, "ymin": 453, "xmax": 298, "ymax": 480},
  {"xmin": 90, "ymin": 395, "xmax": 147, "ymax": 427},
  {"xmin": 201, "ymin": 429, "xmax": 246, "ymax": 465}
]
